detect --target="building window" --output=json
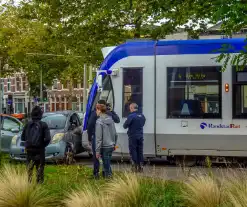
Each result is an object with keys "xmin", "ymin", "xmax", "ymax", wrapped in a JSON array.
[
  {"xmin": 16, "ymin": 77, "xmax": 21, "ymax": 91},
  {"xmin": 232, "ymin": 66, "xmax": 247, "ymax": 118},
  {"xmin": 53, "ymin": 79, "xmax": 58, "ymax": 89},
  {"xmin": 72, "ymin": 103, "xmax": 77, "ymax": 110},
  {"xmin": 81, "ymin": 79, "xmax": 84, "ymax": 88},
  {"xmin": 122, "ymin": 68, "xmax": 143, "ymax": 117},
  {"xmin": 167, "ymin": 66, "xmax": 221, "ymax": 119},
  {"xmin": 0, "ymin": 79, "xmax": 3, "ymax": 92},
  {"xmin": 22, "ymin": 76, "xmax": 26, "ymax": 91},
  {"xmin": 73, "ymin": 80, "xmax": 78, "ymax": 89},
  {"xmin": 71, "ymin": 96, "xmax": 77, "ymax": 110},
  {"xmin": 7, "ymin": 79, "xmax": 11, "ymax": 92},
  {"xmin": 63, "ymin": 81, "xmax": 68, "ymax": 89},
  {"xmin": 14, "ymin": 98, "xmax": 25, "ymax": 113}
]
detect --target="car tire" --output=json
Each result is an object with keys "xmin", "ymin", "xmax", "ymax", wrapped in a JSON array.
[{"xmin": 64, "ymin": 144, "xmax": 75, "ymax": 165}]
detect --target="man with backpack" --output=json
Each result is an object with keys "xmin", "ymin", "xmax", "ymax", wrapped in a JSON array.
[{"xmin": 21, "ymin": 106, "xmax": 51, "ymax": 184}]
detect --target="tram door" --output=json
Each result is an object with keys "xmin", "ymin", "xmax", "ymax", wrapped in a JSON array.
[{"xmin": 112, "ymin": 61, "xmax": 156, "ymax": 157}]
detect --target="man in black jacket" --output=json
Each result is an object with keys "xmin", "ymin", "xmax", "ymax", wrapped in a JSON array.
[
  {"xmin": 123, "ymin": 103, "xmax": 146, "ymax": 172},
  {"xmin": 87, "ymin": 100, "xmax": 120, "ymax": 178},
  {"xmin": 21, "ymin": 106, "xmax": 51, "ymax": 184}
]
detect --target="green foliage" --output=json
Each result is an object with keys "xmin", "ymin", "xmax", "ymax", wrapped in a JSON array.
[
  {"xmin": 165, "ymin": 0, "xmax": 247, "ymax": 67},
  {"xmin": 16, "ymin": 0, "xmax": 206, "ymax": 65},
  {"xmin": 140, "ymin": 179, "xmax": 184, "ymax": 207},
  {"xmin": 2, "ymin": 0, "xmax": 247, "ymax": 83},
  {"xmin": 0, "ymin": 5, "xmax": 69, "ymax": 94}
]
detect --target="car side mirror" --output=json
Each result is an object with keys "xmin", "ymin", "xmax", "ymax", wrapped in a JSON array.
[{"xmin": 11, "ymin": 128, "xmax": 19, "ymax": 133}]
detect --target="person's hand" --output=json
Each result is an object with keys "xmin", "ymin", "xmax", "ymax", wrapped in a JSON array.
[{"xmin": 96, "ymin": 153, "xmax": 101, "ymax": 159}]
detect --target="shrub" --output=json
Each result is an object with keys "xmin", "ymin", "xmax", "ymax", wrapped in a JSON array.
[
  {"xmin": 182, "ymin": 174, "xmax": 224, "ymax": 207},
  {"xmin": 104, "ymin": 173, "xmax": 141, "ymax": 207},
  {"xmin": 0, "ymin": 164, "xmax": 54, "ymax": 207},
  {"xmin": 223, "ymin": 170, "xmax": 247, "ymax": 207},
  {"xmin": 139, "ymin": 178, "xmax": 184, "ymax": 207},
  {"xmin": 64, "ymin": 185, "xmax": 110, "ymax": 207}
]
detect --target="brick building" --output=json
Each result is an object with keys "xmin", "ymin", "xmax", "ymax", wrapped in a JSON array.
[
  {"xmin": 0, "ymin": 72, "xmax": 29, "ymax": 114},
  {"xmin": 47, "ymin": 79, "xmax": 89, "ymax": 112},
  {"xmin": 0, "ymin": 72, "xmax": 91, "ymax": 114}
]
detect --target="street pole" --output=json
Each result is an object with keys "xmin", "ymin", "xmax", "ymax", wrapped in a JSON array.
[
  {"xmin": 40, "ymin": 68, "xmax": 43, "ymax": 106},
  {"xmin": 0, "ymin": 58, "xmax": 2, "ymax": 114},
  {"xmin": 89, "ymin": 65, "xmax": 93, "ymax": 90},
  {"xmin": 0, "ymin": 58, "xmax": 2, "ymax": 154},
  {"xmin": 83, "ymin": 64, "xmax": 87, "ymax": 113}
]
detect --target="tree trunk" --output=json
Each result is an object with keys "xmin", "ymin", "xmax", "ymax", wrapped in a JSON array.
[
  {"xmin": 134, "ymin": 18, "xmax": 142, "ymax": 38},
  {"xmin": 134, "ymin": 24, "xmax": 141, "ymax": 38},
  {"xmin": 67, "ymin": 78, "xmax": 73, "ymax": 110}
]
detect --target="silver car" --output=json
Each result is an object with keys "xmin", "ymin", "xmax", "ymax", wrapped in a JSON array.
[
  {"xmin": 0, "ymin": 114, "xmax": 23, "ymax": 153},
  {"xmin": 77, "ymin": 112, "xmax": 84, "ymax": 123},
  {"xmin": 10, "ymin": 111, "xmax": 88, "ymax": 163}
]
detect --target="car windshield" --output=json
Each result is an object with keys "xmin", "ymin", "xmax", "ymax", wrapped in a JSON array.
[
  {"xmin": 41, "ymin": 114, "xmax": 67, "ymax": 129},
  {"xmin": 78, "ymin": 113, "xmax": 84, "ymax": 119}
]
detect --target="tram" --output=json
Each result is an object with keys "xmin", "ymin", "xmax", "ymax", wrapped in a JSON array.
[{"xmin": 83, "ymin": 38, "xmax": 247, "ymax": 165}]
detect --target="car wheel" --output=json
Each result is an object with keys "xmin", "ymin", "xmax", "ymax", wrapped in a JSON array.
[{"xmin": 64, "ymin": 145, "xmax": 75, "ymax": 165}]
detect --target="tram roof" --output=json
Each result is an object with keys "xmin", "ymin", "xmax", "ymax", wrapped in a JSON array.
[{"xmin": 99, "ymin": 38, "xmax": 247, "ymax": 72}]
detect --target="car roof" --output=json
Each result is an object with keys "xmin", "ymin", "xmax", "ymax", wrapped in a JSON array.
[
  {"xmin": 43, "ymin": 110, "xmax": 76, "ymax": 117},
  {"xmin": 0, "ymin": 114, "xmax": 22, "ymax": 123}
]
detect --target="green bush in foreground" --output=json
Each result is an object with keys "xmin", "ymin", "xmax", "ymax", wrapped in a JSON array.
[
  {"xmin": 8, "ymin": 161, "xmax": 247, "ymax": 207},
  {"xmin": 0, "ymin": 164, "xmax": 55, "ymax": 207},
  {"xmin": 64, "ymin": 173, "xmax": 184, "ymax": 207}
]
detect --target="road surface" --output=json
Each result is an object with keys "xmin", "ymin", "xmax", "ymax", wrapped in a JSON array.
[{"xmin": 75, "ymin": 155, "xmax": 246, "ymax": 180}]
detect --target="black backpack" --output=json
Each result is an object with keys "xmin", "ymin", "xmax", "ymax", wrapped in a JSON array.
[{"xmin": 26, "ymin": 121, "xmax": 43, "ymax": 148}]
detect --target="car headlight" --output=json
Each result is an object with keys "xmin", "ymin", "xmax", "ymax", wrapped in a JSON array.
[
  {"xmin": 11, "ymin": 135, "xmax": 18, "ymax": 145},
  {"xmin": 52, "ymin": 133, "xmax": 64, "ymax": 144}
]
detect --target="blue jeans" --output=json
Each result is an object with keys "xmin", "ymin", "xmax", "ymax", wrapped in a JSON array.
[
  {"xmin": 101, "ymin": 147, "xmax": 114, "ymax": 178},
  {"xmin": 129, "ymin": 137, "xmax": 144, "ymax": 165},
  {"xmin": 92, "ymin": 136, "xmax": 99, "ymax": 177}
]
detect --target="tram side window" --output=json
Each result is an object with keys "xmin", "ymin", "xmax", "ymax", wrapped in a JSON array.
[
  {"xmin": 167, "ymin": 66, "xmax": 222, "ymax": 119},
  {"xmin": 122, "ymin": 68, "xmax": 143, "ymax": 117},
  {"xmin": 91, "ymin": 76, "xmax": 114, "ymax": 112},
  {"xmin": 233, "ymin": 66, "xmax": 247, "ymax": 118}
]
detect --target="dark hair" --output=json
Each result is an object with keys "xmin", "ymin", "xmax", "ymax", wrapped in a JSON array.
[
  {"xmin": 98, "ymin": 100, "xmax": 106, "ymax": 105},
  {"xmin": 31, "ymin": 106, "xmax": 43, "ymax": 120},
  {"xmin": 96, "ymin": 104, "xmax": 107, "ymax": 113}
]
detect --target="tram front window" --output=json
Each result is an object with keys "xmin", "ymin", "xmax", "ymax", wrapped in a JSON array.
[{"xmin": 92, "ymin": 76, "xmax": 114, "ymax": 111}]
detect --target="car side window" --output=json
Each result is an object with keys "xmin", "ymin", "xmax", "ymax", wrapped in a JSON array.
[
  {"xmin": 75, "ymin": 114, "xmax": 81, "ymax": 125},
  {"xmin": 2, "ymin": 117, "xmax": 20, "ymax": 131}
]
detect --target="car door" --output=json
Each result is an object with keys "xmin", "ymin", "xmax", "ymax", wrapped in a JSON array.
[{"xmin": 1, "ymin": 116, "xmax": 21, "ymax": 152}]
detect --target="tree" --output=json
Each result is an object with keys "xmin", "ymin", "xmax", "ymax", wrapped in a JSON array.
[
  {"xmin": 171, "ymin": 0, "xmax": 247, "ymax": 68},
  {"xmin": 17, "ymin": 0, "xmax": 207, "ymax": 65},
  {"xmin": 0, "ymin": 4, "xmax": 73, "ymax": 96}
]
